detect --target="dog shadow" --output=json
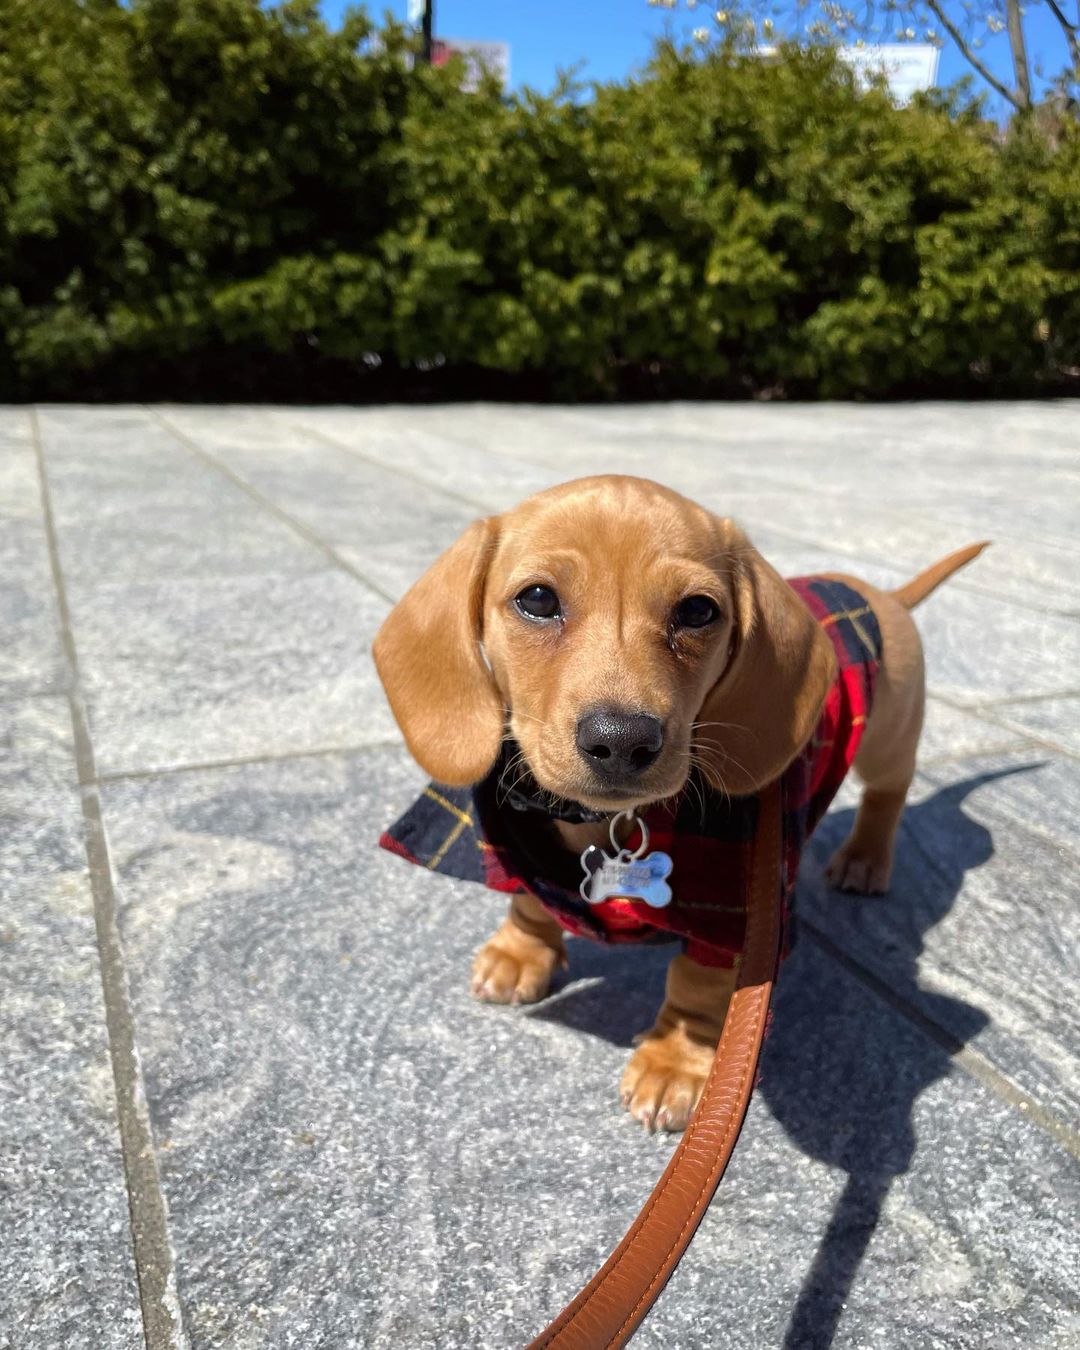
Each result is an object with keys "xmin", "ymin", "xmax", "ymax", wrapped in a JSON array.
[{"xmin": 529, "ymin": 765, "xmax": 1037, "ymax": 1349}]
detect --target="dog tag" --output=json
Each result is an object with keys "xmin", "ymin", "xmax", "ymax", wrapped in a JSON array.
[{"xmin": 580, "ymin": 813, "xmax": 673, "ymax": 909}]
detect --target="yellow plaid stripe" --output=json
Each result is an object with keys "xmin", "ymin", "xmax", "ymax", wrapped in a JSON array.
[
  {"xmin": 821, "ymin": 603, "xmax": 878, "ymax": 659},
  {"xmin": 421, "ymin": 787, "xmax": 475, "ymax": 870},
  {"xmin": 427, "ymin": 818, "xmax": 469, "ymax": 870},
  {"xmin": 423, "ymin": 786, "xmax": 473, "ymax": 825}
]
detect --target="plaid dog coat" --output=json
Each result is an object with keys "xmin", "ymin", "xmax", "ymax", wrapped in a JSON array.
[{"xmin": 380, "ymin": 577, "xmax": 881, "ymax": 969}]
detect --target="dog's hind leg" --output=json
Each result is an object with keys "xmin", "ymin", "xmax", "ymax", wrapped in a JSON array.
[{"xmin": 824, "ymin": 584, "xmax": 925, "ymax": 896}]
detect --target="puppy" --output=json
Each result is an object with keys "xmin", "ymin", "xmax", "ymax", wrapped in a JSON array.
[{"xmin": 374, "ymin": 476, "xmax": 985, "ymax": 1131}]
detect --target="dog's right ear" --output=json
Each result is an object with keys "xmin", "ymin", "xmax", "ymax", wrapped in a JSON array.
[
  {"xmin": 373, "ymin": 517, "xmax": 504, "ymax": 786},
  {"xmin": 694, "ymin": 523, "xmax": 836, "ymax": 796}
]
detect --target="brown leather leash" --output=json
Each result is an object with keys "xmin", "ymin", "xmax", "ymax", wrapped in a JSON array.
[{"xmin": 526, "ymin": 781, "xmax": 784, "ymax": 1350}]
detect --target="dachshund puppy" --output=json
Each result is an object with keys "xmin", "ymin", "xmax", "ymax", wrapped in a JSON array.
[{"xmin": 375, "ymin": 476, "xmax": 985, "ymax": 1131}]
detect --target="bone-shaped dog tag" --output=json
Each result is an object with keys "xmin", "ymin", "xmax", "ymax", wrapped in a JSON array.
[{"xmin": 579, "ymin": 813, "xmax": 673, "ymax": 909}]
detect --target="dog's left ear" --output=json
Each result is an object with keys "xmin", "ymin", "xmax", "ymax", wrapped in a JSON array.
[
  {"xmin": 373, "ymin": 517, "xmax": 504, "ymax": 786},
  {"xmin": 695, "ymin": 526, "xmax": 836, "ymax": 797}
]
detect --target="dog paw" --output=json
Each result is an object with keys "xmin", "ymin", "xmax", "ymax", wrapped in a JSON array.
[
  {"xmin": 619, "ymin": 1029, "xmax": 714, "ymax": 1133},
  {"xmin": 470, "ymin": 934, "xmax": 560, "ymax": 1005},
  {"xmin": 826, "ymin": 839, "xmax": 891, "ymax": 895}
]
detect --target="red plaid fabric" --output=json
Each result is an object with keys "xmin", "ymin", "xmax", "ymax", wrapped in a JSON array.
[{"xmin": 380, "ymin": 577, "xmax": 881, "ymax": 969}]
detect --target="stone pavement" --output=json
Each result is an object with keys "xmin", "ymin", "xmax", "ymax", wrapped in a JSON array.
[{"xmin": 2, "ymin": 402, "xmax": 1078, "ymax": 1350}]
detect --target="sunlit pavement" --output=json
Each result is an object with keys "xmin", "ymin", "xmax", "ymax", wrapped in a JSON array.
[{"xmin": 3, "ymin": 402, "xmax": 1077, "ymax": 1348}]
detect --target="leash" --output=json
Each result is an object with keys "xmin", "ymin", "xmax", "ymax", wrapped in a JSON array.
[{"xmin": 525, "ymin": 781, "xmax": 784, "ymax": 1350}]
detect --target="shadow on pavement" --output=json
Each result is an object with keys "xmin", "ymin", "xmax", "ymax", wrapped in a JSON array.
[{"xmin": 530, "ymin": 767, "xmax": 1039, "ymax": 1348}]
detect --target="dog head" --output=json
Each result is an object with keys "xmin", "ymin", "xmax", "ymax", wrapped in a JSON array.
[{"xmin": 373, "ymin": 476, "xmax": 835, "ymax": 809}]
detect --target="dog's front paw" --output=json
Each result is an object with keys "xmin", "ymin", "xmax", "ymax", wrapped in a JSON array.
[
  {"xmin": 620, "ymin": 1028, "xmax": 714, "ymax": 1133},
  {"xmin": 826, "ymin": 838, "xmax": 892, "ymax": 895},
  {"xmin": 470, "ymin": 931, "xmax": 561, "ymax": 1005}
]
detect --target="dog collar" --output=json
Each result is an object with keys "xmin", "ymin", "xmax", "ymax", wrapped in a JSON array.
[
  {"xmin": 503, "ymin": 780, "xmax": 614, "ymax": 825},
  {"xmin": 497, "ymin": 742, "xmax": 614, "ymax": 824}
]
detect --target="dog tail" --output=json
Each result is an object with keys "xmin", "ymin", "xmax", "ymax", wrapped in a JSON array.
[{"xmin": 893, "ymin": 541, "xmax": 991, "ymax": 610}]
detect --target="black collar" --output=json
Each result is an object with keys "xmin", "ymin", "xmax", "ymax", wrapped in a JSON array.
[{"xmin": 496, "ymin": 742, "xmax": 614, "ymax": 824}]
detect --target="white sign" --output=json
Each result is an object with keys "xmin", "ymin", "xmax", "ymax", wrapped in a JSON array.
[
  {"xmin": 837, "ymin": 45, "xmax": 940, "ymax": 105},
  {"xmin": 432, "ymin": 39, "xmax": 510, "ymax": 91},
  {"xmin": 406, "ymin": 0, "xmax": 425, "ymax": 25}
]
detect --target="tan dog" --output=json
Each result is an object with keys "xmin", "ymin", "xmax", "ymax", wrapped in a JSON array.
[{"xmin": 374, "ymin": 476, "xmax": 985, "ymax": 1131}]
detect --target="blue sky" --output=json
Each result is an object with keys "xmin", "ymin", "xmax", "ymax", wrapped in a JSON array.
[{"xmin": 322, "ymin": 1, "xmax": 1071, "ymax": 115}]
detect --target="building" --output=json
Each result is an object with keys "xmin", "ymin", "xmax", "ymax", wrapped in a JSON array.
[
  {"xmin": 431, "ymin": 38, "xmax": 511, "ymax": 92},
  {"xmin": 837, "ymin": 44, "xmax": 940, "ymax": 104}
]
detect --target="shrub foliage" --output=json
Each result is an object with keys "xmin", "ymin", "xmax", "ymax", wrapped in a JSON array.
[{"xmin": 1, "ymin": 0, "xmax": 1077, "ymax": 399}]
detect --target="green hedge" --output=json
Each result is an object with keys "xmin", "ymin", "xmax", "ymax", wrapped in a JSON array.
[{"xmin": 2, "ymin": 0, "xmax": 1078, "ymax": 399}]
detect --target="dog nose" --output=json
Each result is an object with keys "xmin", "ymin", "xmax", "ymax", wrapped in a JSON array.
[{"xmin": 576, "ymin": 707, "xmax": 664, "ymax": 778}]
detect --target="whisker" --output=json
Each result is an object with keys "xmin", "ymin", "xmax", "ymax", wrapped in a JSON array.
[
  {"xmin": 504, "ymin": 762, "xmax": 533, "ymax": 795},
  {"xmin": 690, "ymin": 720, "xmax": 755, "ymax": 795},
  {"xmin": 687, "ymin": 753, "xmax": 721, "ymax": 806},
  {"xmin": 690, "ymin": 719, "xmax": 758, "ymax": 740},
  {"xmin": 495, "ymin": 748, "xmax": 532, "ymax": 806},
  {"xmin": 681, "ymin": 765, "xmax": 707, "ymax": 825},
  {"xmin": 689, "ymin": 747, "xmax": 735, "ymax": 808},
  {"xmin": 508, "ymin": 709, "xmax": 554, "ymax": 728}
]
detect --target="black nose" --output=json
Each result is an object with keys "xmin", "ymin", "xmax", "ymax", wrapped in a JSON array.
[{"xmin": 576, "ymin": 707, "xmax": 664, "ymax": 779}]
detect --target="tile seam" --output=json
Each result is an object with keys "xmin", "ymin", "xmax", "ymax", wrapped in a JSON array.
[
  {"xmin": 801, "ymin": 919, "xmax": 1080, "ymax": 1160},
  {"xmin": 975, "ymin": 688, "xmax": 1080, "ymax": 707},
  {"xmin": 31, "ymin": 407, "xmax": 188, "ymax": 1350},
  {"xmin": 281, "ymin": 415, "xmax": 495, "ymax": 516},
  {"xmin": 928, "ymin": 691, "xmax": 1079, "ymax": 764},
  {"xmin": 95, "ymin": 736, "xmax": 406, "ymax": 784},
  {"xmin": 914, "ymin": 739, "xmax": 1039, "ymax": 768},
  {"xmin": 146, "ymin": 408, "xmax": 398, "ymax": 605}
]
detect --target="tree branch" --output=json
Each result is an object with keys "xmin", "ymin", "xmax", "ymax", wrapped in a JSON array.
[
  {"xmin": 1044, "ymin": 0, "xmax": 1077, "ymax": 27},
  {"xmin": 1044, "ymin": 0, "xmax": 1080, "ymax": 74},
  {"xmin": 923, "ymin": 0, "xmax": 1025, "ymax": 109},
  {"xmin": 1005, "ymin": 0, "xmax": 1032, "ymax": 105}
]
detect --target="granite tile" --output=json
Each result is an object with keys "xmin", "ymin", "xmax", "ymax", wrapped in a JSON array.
[
  {"xmin": 0, "ymin": 425, "xmax": 66, "ymax": 698},
  {"xmin": 0, "ymin": 408, "xmax": 34, "ymax": 443},
  {"xmin": 543, "ymin": 401, "xmax": 1080, "ymax": 479},
  {"xmin": 915, "ymin": 748, "xmax": 1080, "ymax": 866},
  {"xmin": 36, "ymin": 407, "xmax": 319, "ymax": 584},
  {"xmin": 0, "ymin": 418, "xmax": 35, "ymax": 513},
  {"xmin": 918, "ymin": 697, "xmax": 1036, "ymax": 765},
  {"xmin": 982, "ymin": 693, "xmax": 1080, "ymax": 757},
  {"xmin": 65, "ymin": 568, "xmax": 395, "ymax": 777},
  {"xmin": 1, "ymin": 696, "xmax": 82, "ymax": 799},
  {"xmin": 99, "ymin": 743, "xmax": 1077, "ymax": 1349},
  {"xmin": 0, "ymin": 697, "xmax": 142, "ymax": 1348},
  {"xmin": 797, "ymin": 757, "xmax": 1080, "ymax": 1126},
  {"xmin": 0, "ymin": 521, "xmax": 66, "ymax": 701},
  {"xmin": 151, "ymin": 411, "xmax": 480, "ymax": 601},
  {"xmin": 914, "ymin": 586, "xmax": 1080, "ymax": 704},
  {"xmin": 286, "ymin": 408, "xmax": 560, "ymax": 510}
]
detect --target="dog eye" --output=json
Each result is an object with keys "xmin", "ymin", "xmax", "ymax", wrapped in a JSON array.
[
  {"xmin": 514, "ymin": 584, "xmax": 561, "ymax": 620},
  {"xmin": 673, "ymin": 595, "xmax": 720, "ymax": 629}
]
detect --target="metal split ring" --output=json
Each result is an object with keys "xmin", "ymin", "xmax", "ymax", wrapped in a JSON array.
[{"xmin": 609, "ymin": 809, "xmax": 649, "ymax": 859}]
